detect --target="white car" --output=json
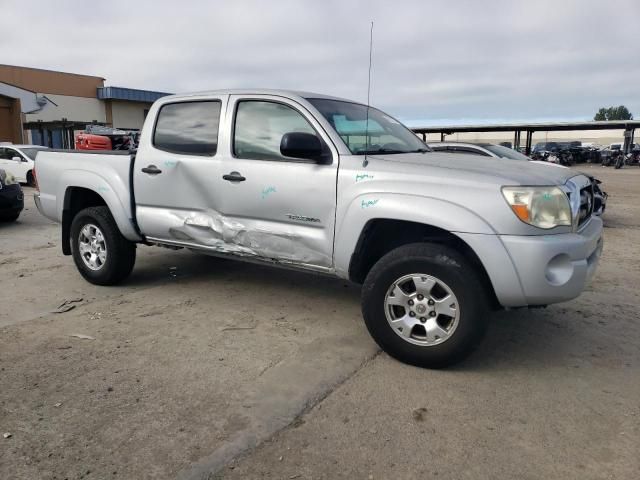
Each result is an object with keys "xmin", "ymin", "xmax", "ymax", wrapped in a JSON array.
[{"xmin": 0, "ymin": 144, "xmax": 49, "ymax": 186}]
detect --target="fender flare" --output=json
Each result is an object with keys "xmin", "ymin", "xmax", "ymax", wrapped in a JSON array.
[
  {"xmin": 334, "ymin": 192, "xmax": 495, "ymax": 275},
  {"xmin": 59, "ymin": 169, "xmax": 141, "ymax": 242},
  {"xmin": 334, "ymin": 192, "xmax": 526, "ymax": 306}
]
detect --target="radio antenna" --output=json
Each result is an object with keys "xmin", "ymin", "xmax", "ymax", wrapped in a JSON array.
[{"xmin": 363, "ymin": 21, "xmax": 373, "ymax": 167}]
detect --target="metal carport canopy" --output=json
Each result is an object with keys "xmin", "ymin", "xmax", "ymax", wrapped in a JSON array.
[
  {"xmin": 411, "ymin": 120, "xmax": 639, "ymax": 154},
  {"xmin": 411, "ymin": 120, "xmax": 640, "ymax": 134}
]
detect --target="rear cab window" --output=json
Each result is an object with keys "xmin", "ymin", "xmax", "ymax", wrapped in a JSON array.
[{"xmin": 153, "ymin": 101, "xmax": 222, "ymax": 156}]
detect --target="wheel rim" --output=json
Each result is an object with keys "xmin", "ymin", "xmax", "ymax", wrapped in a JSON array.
[
  {"xmin": 78, "ymin": 223, "xmax": 107, "ymax": 271},
  {"xmin": 384, "ymin": 273, "xmax": 460, "ymax": 347}
]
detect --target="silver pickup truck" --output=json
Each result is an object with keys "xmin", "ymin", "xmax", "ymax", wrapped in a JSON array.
[{"xmin": 34, "ymin": 89, "xmax": 603, "ymax": 368}]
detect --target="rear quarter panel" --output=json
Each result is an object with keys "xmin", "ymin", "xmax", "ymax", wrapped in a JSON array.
[{"xmin": 36, "ymin": 151, "xmax": 141, "ymax": 241}]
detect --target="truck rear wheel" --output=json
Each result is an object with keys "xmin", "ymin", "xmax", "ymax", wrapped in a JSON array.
[
  {"xmin": 70, "ymin": 206, "xmax": 136, "ymax": 285},
  {"xmin": 361, "ymin": 243, "xmax": 489, "ymax": 368}
]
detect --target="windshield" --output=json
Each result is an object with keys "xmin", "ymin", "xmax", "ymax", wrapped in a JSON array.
[
  {"xmin": 307, "ymin": 98, "xmax": 429, "ymax": 155},
  {"xmin": 21, "ymin": 147, "xmax": 47, "ymax": 160},
  {"xmin": 483, "ymin": 144, "xmax": 531, "ymax": 161}
]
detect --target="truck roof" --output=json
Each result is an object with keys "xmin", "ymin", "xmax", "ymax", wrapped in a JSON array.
[{"xmin": 160, "ymin": 89, "xmax": 360, "ymax": 104}]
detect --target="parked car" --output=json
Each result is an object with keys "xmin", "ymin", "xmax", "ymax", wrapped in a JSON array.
[
  {"xmin": 428, "ymin": 141, "xmax": 531, "ymax": 160},
  {"xmin": 532, "ymin": 142, "xmax": 561, "ymax": 154},
  {"xmin": 0, "ymin": 169, "xmax": 24, "ymax": 222},
  {"xmin": 583, "ymin": 145, "xmax": 602, "ymax": 164},
  {"xmin": 34, "ymin": 89, "xmax": 603, "ymax": 368},
  {"xmin": 599, "ymin": 144, "xmax": 630, "ymax": 167},
  {"xmin": 427, "ymin": 142, "xmax": 607, "ymax": 215},
  {"xmin": 531, "ymin": 141, "xmax": 588, "ymax": 165},
  {"xmin": 626, "ymin": 145, "xmax": 640, "ymax": 166},
  {"xmin": 0, "ymin": 144, "xmax": 49, "ymax": 186}
]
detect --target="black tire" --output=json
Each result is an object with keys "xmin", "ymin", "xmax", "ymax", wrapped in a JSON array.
[
  {"xmin": 361, "ymin": 243, "xmax": 489, "ymax": 368},
  {"xmin": 70, "ymin": 206, "xmax": 136, "ymax": 285},
  {"xmin": 26, "ymin": 171, "xmax": 35, "ymax": 187},
  {"xmin": 0, "ymin": 212, "xmax": 20, "ymax": 222}
]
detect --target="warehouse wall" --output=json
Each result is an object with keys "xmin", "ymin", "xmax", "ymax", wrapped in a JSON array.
[
  {"xmin": 0, "ymin": 64, "xmax": 104, "ymax": 98},
  {"xmin": 0, "ymin": 95, "xmax": 23, "ymax": 143},
  {"xmin": 25, "ymin": 94, "xmax": 106, "ymax": 124},
  {"xmin": 111, "ymin": 101, "xmax": 151, "ymax": 130}
]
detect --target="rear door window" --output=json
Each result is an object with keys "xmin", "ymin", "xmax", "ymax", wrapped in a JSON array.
[{"xmin": 153, "ymin": 101, "xmax": 222, "ymax": 156}]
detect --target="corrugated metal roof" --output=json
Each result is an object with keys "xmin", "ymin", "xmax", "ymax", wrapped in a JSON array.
[
  {"xmin": 412, "ymin": 120, "xmax": 640, "ymax": 134},
  {"xmin": 97, "ymin": 86, "xmax": 171, "ymax": 103}
]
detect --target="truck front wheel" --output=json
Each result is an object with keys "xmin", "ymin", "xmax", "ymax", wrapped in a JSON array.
[
  {"xmin": 70, "ymin": 206, "xmax": 136, "ymax": 285},
  {"xmin": 361, "ymin": 243, "xmax": 489, "ymax": 368}
]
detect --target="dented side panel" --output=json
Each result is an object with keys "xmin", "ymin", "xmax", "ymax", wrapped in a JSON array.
[
  {"xmin": 133, "ymin": 93, "xmax": 339, "ymax": 269},
  {"xmin": 139, "ymin": 206, "xmax": 333, "ymax": 266}
]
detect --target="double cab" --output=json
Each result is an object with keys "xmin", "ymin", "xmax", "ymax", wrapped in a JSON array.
[{"xmin": 34, "ymin": 90, "xmax": 603, "ymax": 367}]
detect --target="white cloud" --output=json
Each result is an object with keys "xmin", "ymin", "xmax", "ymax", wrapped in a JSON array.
[{"xmin": 2, "ymin": 0, "xmax": 638, "ymax": 123}]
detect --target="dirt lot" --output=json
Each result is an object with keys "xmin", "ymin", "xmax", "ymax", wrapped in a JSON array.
[{"xmin": 1, "ymin": 164, "xmax": 638, "ymax": 479}]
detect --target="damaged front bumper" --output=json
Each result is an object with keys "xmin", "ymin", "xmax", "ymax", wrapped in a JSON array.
[{"xmin": 499, "ymin": 216, "xmax": 603, "ymax": 306}]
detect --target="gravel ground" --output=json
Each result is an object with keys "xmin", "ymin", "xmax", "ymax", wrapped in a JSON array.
[{"xmin": 1, "ymin": 164, "xmax": 638, "ymax": 480}]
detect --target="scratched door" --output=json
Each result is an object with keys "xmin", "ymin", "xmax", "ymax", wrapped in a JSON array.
[
  {"xmin": 133, "ymin": 95, "xmax": 229, "ymax": 244},
  {"xmin": 212, "ymin": 95, "xmax": 339, "ymax": 269}
]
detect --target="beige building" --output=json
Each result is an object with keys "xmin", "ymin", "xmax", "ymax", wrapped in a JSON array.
[
  {"xmin": 2, "ymin": 64, "xmax": 633, "ymax": 150},
  {"xmin": 0, "ymin": 64, "xmax": 169, "ymax": 147}
]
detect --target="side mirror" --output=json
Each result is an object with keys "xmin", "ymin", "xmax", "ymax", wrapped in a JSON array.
[
  {"xmin": 12, "ymin": 156, "xmax": 22, "ymax": 162},
  {"xmin": 280, "ymin": 132, "xmax": 330, "ymax": 164}
]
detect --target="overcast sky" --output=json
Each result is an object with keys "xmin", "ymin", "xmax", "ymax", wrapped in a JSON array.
[{"xmin": 2, "ymin": 0, "xmax": 638, "ymax": 125}]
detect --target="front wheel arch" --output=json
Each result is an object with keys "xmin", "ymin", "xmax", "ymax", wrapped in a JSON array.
[
  {"xmin": 348, "ymin": 219, "xmax": 500, "ymax": 309},
  {"xmin": 361, "ymin": 242, "xmax": 489, "ymax": 368}
]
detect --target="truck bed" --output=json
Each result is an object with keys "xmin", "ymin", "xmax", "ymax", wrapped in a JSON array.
[{"xmin": 35, "ymin": 149, "xmax": 141, "ymax": 242}]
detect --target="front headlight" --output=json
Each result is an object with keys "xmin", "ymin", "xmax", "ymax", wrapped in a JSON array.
[
  {"xmin": 0, "ymin": 171, "xmax": 17, "ymax": 186},
  {"xmin": 502, "ymin": 186, "xmax": 571, "ymax": 229}
]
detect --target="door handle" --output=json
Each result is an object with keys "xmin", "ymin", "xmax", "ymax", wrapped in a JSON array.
[
  {"xmin": 222, "ymin": 171, "xmax": 246, "ymax": 182},
  {"xmin": 141, "ymin": 165, "xmax": 162, "ymax": 175}
]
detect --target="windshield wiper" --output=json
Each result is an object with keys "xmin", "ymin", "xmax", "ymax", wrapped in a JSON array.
[
  {"xmin": 355, "ymin": 147, "xmax": 431, "ymax": 155},
  {"xmin": 355, "ymin": 148, "xmax": 411, "ymax": 155},
  {"xmin": 408, "ymin": 148, "xmax": 430, "ymax": 153}
]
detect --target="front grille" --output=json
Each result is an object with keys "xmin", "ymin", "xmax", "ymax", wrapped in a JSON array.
[{"xmin": 577, "ymin": 185, "xmax": 594, "ymax": 226}]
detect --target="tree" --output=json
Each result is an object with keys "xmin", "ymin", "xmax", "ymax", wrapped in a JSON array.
[{"xmin": 594, "ymin": 105, "xmax": 633, "ymax": 121}]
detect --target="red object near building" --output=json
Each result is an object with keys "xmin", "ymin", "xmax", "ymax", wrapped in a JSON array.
[{"xmin": 75, "ymin": 133, "xmax": 112, "ymax": 150}]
